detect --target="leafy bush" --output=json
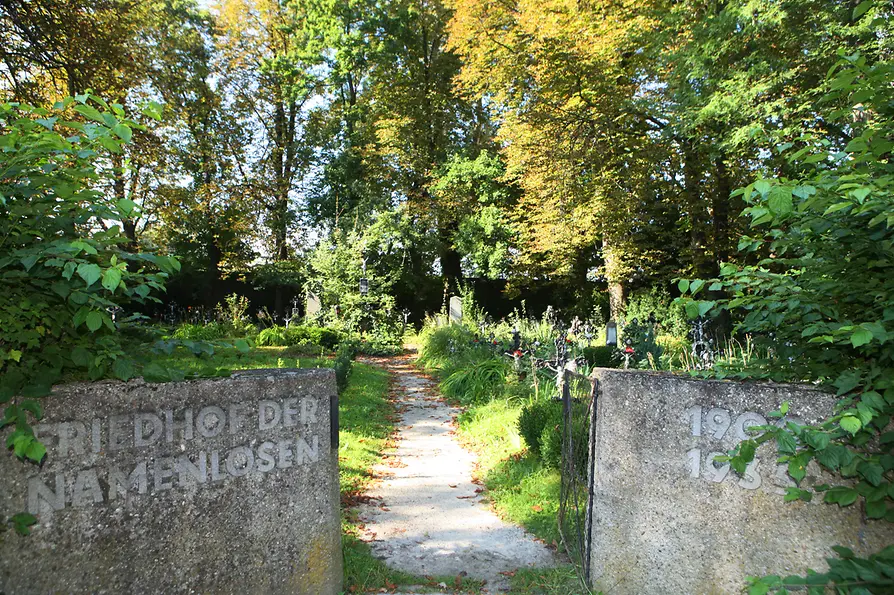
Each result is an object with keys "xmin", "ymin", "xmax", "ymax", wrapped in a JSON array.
[
  {"xmin": 287, "ymin": 325, "xmax": 340, "ymax": 349},
  {"xmin": 539, "ymin": 406, "xmax": 589, "ymax": 473},
  {"xmin": 255, "ymin": 325, "xmax": 341, "ymax": 349},
  {"xmin": 518, "ymin": 400, "xmax": 562, "ymax": 456},
  {"xmin": 441, "ymin": 357, "xmax": 508, "ymax": 405},
  {"xmin": 355, "ymin": 337, "xmax": 402, "ymax": 356},
  {"xmin": 621, "ymin": 317, "xmax": 663, "ymax": 369},
  {"xmin": 173, "ymin": 323, "xmax": 231, "ymax": 341},
  {"xmin": 623, "ymin": 285, "xmax": 689, "ymax": 339},
  {"xmin": 334, "ymin": 341, "xmax": 358, "ymax": 392},
  {"xmin": 417, "ymin": 323, "xmax": 479, "ymax": 370},
  {"xmin": 257, "ymin": 326, "xmax": 288, "ymax": 346},
  {"xmin": 677, "ymin": 54, "xmax": 894, "ymax": 592},
  {"xmin": 581, "ymin": 345, "xmax": 619, "ymax": 368},
  {"xmin": 0, "ymin": 97, "xmax": 174, "ymax": 468}
]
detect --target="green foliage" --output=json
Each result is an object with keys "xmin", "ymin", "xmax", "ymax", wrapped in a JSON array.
[
  {"xmin": 518, "ymin": 400, "xmax": 562, "ymax": 456},
  {"xmin": 173, "ymin": 322, "xmax": 231, "ymax": 341},
  {"xmin": 0, "ymin": 96, "xmax": 175, "ymax": 465},
  {"xmin": 431, "ymin": 151, "xmax": 516, "ymax": 279},
  {"xmin": 539, "ymin": 405, "xmax": 589, "ymax": 473},
  {"xmin": 416, "ymin": 323, "xmax": 480, "ymax": 371},
  {"xmin": 256, "ymin": 326, "xmax": 287, "ymax": 347},
  {"xmin": 623, "ymin": 286, "xmax": 689, "ymax": 339},
  {"xmin": 441, "ymin": 357, "xmax": 509, "ymax": 405},
  {"xmin": 581, "ymin": 345, "xmax": 619, "ymax": 369},
  {"xmin": 334, "ymin": 341, "xmax": 357, "ymax": 393},
  {"xmin": 621, "ymin": 317, "xmax": 663, "ymax": 370},
  {"xmin": 305, "ymin": 217, "xmax": 404, "ymax": 334},
  {"xmin": 678, "ymin": 52, "xmax": 894, "ymax": 590},
  {"xmin": 255, "ymin": 325, "xmax": 341, "ymax": 350},
  {"xmin": 746, "ymin": 545, "xmax": 894, "ymax": 594}
]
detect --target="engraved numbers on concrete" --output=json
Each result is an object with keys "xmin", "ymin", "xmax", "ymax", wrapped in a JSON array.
[{"xmin": 684, "ymin": 405, "xmax": 769, "ymax": 490}]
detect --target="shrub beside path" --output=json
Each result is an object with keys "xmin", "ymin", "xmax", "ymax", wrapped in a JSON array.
[{"xmin": 355, "ymin": 356, "xmax": 558, "ymax": 593}]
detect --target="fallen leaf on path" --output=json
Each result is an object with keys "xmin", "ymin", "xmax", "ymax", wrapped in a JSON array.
[
  {"xmin": 532, "ymin": 505, "xmax": 543, "ymax": 512},
  {"xmin": 448, "ymin": 484, "xmax": 457, "ymax": 488},
  {"xmin": 498, "ymin": 570, "xmax": 516, "ymax": 577},
  {"xmin": 457, "ymin": 495, "xmax": 475, "ymax": 499}
]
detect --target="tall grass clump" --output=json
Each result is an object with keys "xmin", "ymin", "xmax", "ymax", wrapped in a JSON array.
[{"xmin": 440, "ymin": 357, "xmax": 509, "ymax": 405}]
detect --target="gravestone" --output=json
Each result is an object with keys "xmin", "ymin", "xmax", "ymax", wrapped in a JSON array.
[
  {"xmin": 588, "ymin": 368, "xmax": 894, "ymax": 594},
  {"xmin": 0, "ymin": 368, "xmax": 342, "ymax": 595},
  {"xmin": 306, "ymin": 292, "xmax": 321, "ymax": 321},
  {"xmin": 448, "ymin": 296, "xmax": 462, "ymax": 324}
]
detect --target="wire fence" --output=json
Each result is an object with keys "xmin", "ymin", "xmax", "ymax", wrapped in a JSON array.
[{"xmin": 558, "ymin": 368, "xmax": 598, "ymax": 592}]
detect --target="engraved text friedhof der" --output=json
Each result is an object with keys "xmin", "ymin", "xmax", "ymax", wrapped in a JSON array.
[{"xmin": 28, "ymin": 397, "xmax": 322, "ymax": 514}]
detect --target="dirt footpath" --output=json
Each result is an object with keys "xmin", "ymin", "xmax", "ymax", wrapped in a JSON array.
[{"xmin": 356, "ymin": 358, "xmax": 557, "ymax": 592}]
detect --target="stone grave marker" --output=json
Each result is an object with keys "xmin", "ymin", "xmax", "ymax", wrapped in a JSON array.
[
  {"xmin": 448, "ymin": 296, "xmax": 462, "ymax": 324},
  {"xmin": 0, "ymin": 368, "xmax": 342, "ymax": 595},
  {"xmin": 588, "ymin": 368, "xmax": 894, "ymax": 594},
  {"xmin": 306, "ymin": 292, "xmax": 321, "ymax": 321}
]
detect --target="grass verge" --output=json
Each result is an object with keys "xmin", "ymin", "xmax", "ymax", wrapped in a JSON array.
[
  {"xmin": 145, "ymin": 345, "xmax": 327, "ymax": 374},
  {"xmin": 449, "ymin": 397, "xmax": 585, "ymax": 594}
]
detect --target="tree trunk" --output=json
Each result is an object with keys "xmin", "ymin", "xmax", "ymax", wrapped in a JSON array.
[
  {"xmin": 683, "ymin": 140, "xmax": 711, "ymax": 278},
  {"xmin": 712, "ymin": 155, "xmax": 731, "ymax": 269},
  {"xmin": 438, "ymin": 221, "xmax": 462, "ymax": 294},
  {"xmin": 603, "ymin": 236, "xmax": 625, "ymax": 320}
]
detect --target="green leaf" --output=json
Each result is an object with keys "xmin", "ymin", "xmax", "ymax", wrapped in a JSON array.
[
  {"xmin": 73, "ymin": 104, "xmax": 106, "ymax": 123},
  {"xmin": 697, "ymin": 301, "xmax": 716, "ymax": 317},
  {"xmin": 25, "ymin": 440, "xmax": 46, "ymax": 463},
  {"xmin": 777, "ymin": 430, "xmax": 798, "ymax": 454},
  {"xmin": 851, "ymin": 187, "xmax": 871, "ymax": 203},
  {"xmin": 853, "ymin": 0, "xmax": 873, "ymax": 19},
  {"xmin": 20, "ymin": 400, "xmax": 43, "ymax": 421},
  {"xmin": 85, "ymin": 311, "xmax": 103, "ymax": 332},
  {"xmin": 866, "ymin": 499, "xmax": 887, "ymax": 519},
  {"xmin": 839, "ymin": 415, "xmax": 862, "ymax": 434},
  {"xmin": 112, "ymin": 357, "xmax": 134, "ymax": 381},
  {"xmin": 102, "ymin": 268, "xmax": 122, "ymax": 292},
  {"xmin": 768, "ymin": 186, "xmax": 793, "ymax": 214},
  {"xmin": 824, "ymin": 487, "xmax": 859, "ymax": 506},
  {"xmin": 234, "ymin": 339, "xmax": 250, "ymax": 353},
  {"xmin": 117, "ymin": 198, "xmax": 137, "ymax": 216},
  {"xmin": 754, "ymin": 180, "xmax": 771, "ymax": 197},
  {"xmin": 851, "ymin": 327, "xmax": 873, "ymax": 347},
  {"xmin": 824, "ymin": 202, "xmax": 851, "ymax": 215},
  {"xmin": 112, "ymin": 123, "xmax": 132, "ymax": 142},
  {"xmin": 677, "ymin": 279, "xmax": 690, "ymax": 293},
  {"xmin": 11, "ymin": 513, "xmax": 37, "ymax": 536},
  {"xmin": 20, "ymin": 254, "xmax": 38, "ymax": 271},
  {"xmin": 792, "ymin": 185, "xmax": 816, "ymax": 199},
  {"xmin": 788, "ymin": 454, "xmax": 809, "ymax": 483},
  {"xmin": 832, "ymin": 545, "xmax": 855, "ymax": 559},
  {"xmin": 77, "ymin": 263, "xmax": 102, "ymax": 287},
  {"xmin": 142, "ymin": 362, "xmax": 171, "ymax": 383},
  {"xmin": 857, "ymin": 461, "xmax": 884, "ymax": 486},
  {"xmin": 732, "ymin": 440, "xmax": 757, "ymax": 474}
]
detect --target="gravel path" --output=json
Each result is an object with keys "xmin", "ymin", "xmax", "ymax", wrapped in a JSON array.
[{"xmin": 356, "ymin": 358, "xmax": 558, "ymax": 592}]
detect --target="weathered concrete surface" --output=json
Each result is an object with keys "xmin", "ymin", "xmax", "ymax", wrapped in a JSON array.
[
  {"xmin": 357, "ymin": 360, "xmax": 557, "ymax": 592},
  {"xmin": 588, "ymin": 368, "xmax": 894, "ymax": 594},
  {"xmin": 0, "ymin": 368, "xmax": 341, "ymax": 595}
]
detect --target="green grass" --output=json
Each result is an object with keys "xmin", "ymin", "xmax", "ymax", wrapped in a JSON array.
[
  {"xmin": 452, "ymin": 396, "xmax": 588, "ymax": 594},
  {"xmin": 146, "ymin": 345, "xmax": 328, "ymax": 374},
  {"xmin": 455, "ymin": 400, "xmax": 564, "ymax": 545}
]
